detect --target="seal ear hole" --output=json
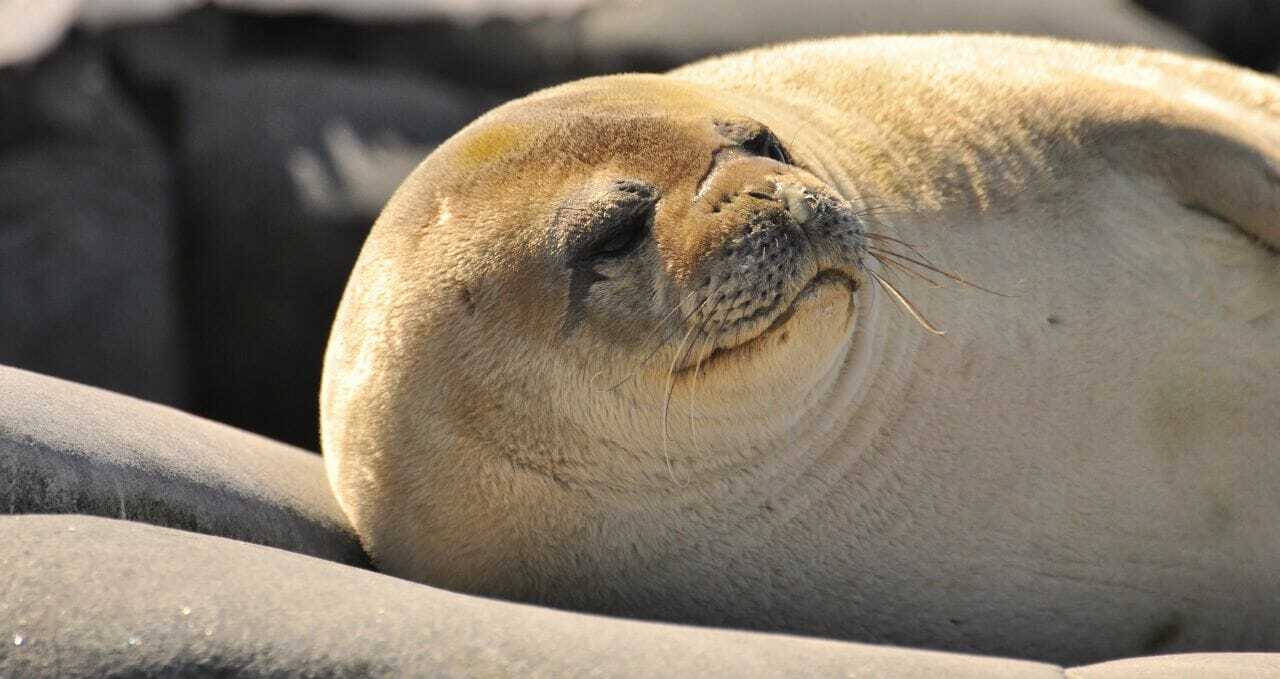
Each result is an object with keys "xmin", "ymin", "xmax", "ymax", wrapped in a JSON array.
[
  {"xmin": 742, "ymin": 130, "xmax": 792, "ymax": 165},
  {"xmin": 457, "ymin": 285, "xmax": 477, "ymax": 315}
]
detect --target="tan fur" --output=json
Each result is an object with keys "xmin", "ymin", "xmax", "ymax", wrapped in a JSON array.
[{"xmin": 321, "ymin": 35, "xmax": 1280, "ymax": 665}]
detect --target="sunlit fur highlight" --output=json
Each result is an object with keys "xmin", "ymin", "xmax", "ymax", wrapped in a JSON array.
[{"xmin": 323, "ymin": 35, "xmax": 1280, "ymax": 665}]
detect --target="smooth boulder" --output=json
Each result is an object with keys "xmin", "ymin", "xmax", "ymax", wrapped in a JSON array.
[
  {"xmin": 0, "ymin": 515, "xmax": 1063, "ymax": 678},
  {"xmin": 6, "ymin": 515, "xmax": 1280, "ymax": 676},
  {"xmin": 0, "ymin": 364, "xmax": 366, "ymax": 567}
]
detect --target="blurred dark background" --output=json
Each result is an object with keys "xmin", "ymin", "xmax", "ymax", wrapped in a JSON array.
[{"xmin": 2, "ymin": 0, "xmax": 1277, "ymax": 451}]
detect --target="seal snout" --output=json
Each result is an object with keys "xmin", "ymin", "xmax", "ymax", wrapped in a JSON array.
[
  {"xmin": 777, "ymin": 182, "xmax": 820, "ymax": 225},
  {"xmin": 672, "ymin": 177, "xmax": 865, "ymax": 370}
]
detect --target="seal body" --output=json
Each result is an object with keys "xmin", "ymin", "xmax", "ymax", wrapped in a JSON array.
[{"xmin": 321, "ymin": 35, "xmax": 1280, "ymax": 665}]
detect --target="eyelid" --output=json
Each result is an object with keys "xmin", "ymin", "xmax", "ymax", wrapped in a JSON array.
[
  {"xmin": 743, "ymin": 130, "xmax": 791, "ymax": 164},
  {"xmin": 588, "ymin": 198, "xmax": 653, "ymax": 260},
  {"xmin": 714, "ymin": 119, "xmax": 790, "ymax": 164},
  {"xmin": 558, "ymin": 182, "xmax": 657, "ymax": 263}
]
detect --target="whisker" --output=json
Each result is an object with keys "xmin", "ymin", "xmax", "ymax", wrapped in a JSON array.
[
  {"xmin": 869, "ymin": 269, "xmax": 947, "ymax": 336},
  {"xmin": 687, "ymin": 314, "xmax": 725, "ymax": 438},
  {"xmin": 865, "ymin": 240, "xmax": 943, "ymax": 271},
  {"xmin": 662, "ymin": 322, "xmax": 704, "ymax": 482},
  {"xmin": 873, "ymin": 251, "xmax": 943, "ymax": 288},
  {"xmin": 868, "ymin": 246, "xmax": 1010, "ymax": 297},
  {"xmin": 865, "ymin": 244, "xmax": 946, "ymax": 277},
  {"xmin": 592, "ymin": 286, "xmax": 704, "ymax": 392},
  {"xmin": 864, "ymin": 231, "xmax": 927, "ymax": 251},
  {"xmin": 851, "ymin": 200, "xmax": 911, "ymax": 217}
]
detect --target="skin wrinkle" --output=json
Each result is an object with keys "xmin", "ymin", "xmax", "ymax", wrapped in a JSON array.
[{"xmin": 323, "ymin": 35, "xmax": 1280, "ymax": 666}]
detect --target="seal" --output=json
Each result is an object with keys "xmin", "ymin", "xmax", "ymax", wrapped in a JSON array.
[{"xmin": 321, "ymin": 35, "xmax": 1280, "ymax": 665}]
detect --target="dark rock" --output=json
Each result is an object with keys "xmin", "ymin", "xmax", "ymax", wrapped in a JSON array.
[
  {"xmin": 0, "ymin": 40, "xmax": 186, "ymax": 407},
  {"xmin": 0, "ymin": 364, "xmax": 367, "ymax": 567},
  {"xmin": 0, "ymin": 514, "xmax": 1064, "ymax": 678},
  {"xmin": 99, "ymin": 8, "xmax": 238, "ymax": 148},
  {"xmin": 173, "ymin": 62, "xmax": 479, "ymax": 449},
  {"xmin": 552, "ymin": 0, "xmax": 1210, "ymax": 74},
  {"xmin": 220, "ymin": 11, "xmax": 573, "ymax": 95},
  {"xmin": 93, "ymin": 10, "xmax": 492, "ymax": 448},
  {"xmin": 1133, "ymin": 0, "xmax": 1280, "ymax": 71}
]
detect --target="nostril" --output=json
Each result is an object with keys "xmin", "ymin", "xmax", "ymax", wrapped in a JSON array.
[
  {"xmin": 745, "ymin": 191, "xmax": 774, "ymax": 201},
  {"xmin": 777, "ymin": 183, "xmax": 818, "ymax": 224}
]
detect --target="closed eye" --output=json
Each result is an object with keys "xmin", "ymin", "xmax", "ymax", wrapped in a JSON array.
[
  {"xmin": 742, "ymin": 130, "xmax": 792, "ymax": 165},
  {"xmin": 588, "ymin": 200, "xmax": 653, "ymax": 260}
]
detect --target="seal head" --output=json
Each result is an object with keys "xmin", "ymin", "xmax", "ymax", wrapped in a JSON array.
[{"xmin": 321, "ymin": 74, "xmax": 869, "ymax": 597}]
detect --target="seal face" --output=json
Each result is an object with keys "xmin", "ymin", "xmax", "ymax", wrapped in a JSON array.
[
  {"xmin": 553, "ymin": 130, "xmax": 865, "ymax": 365},
  {"xmin": 322, "ymin": 73, "xmax": 874, "ymax": 596},
  {"xmin": 323, "ymin": 35, "xmax": 1280, "ymax": 666}
]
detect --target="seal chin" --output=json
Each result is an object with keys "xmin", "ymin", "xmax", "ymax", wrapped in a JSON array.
[
  {"xmin": 676, "ymin": 268, "xmax": 858, "ymax": 374},
  {"xmin": 786, "ymin": 269, "xmax": 860, "ymax": 315},
  {"xmin": 751, "ymin": 268, "xmax": 859, "ymax": 343}
]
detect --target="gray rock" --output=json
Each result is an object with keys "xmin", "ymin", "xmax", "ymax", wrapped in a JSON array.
[
  {"xmin": 178, "ymin": 64, "xmax": 478, "ymax": 449},
  {"xmin": 0, "ymin": 514, "xmax": 1064, "ymax": 678},
  {"xmin": 554, "ymin": 0, "xmax": 1210, "ymax": 73},
  {"xmin": 0, "ymin": 364, "xmax": 367, "ymax": 567},
  {"xmin": 0, "ymin": 42, "xmax": 186, "ymax": 408}
]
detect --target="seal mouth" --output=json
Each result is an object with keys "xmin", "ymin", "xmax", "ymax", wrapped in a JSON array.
[{"xmin": 675, "ymin": 268, "xmax": 857, "ymax": 374}]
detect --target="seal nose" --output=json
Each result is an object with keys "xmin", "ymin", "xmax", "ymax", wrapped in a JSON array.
[{"xmin": 777, "ymin": 182, "xmax": 819, "ymax": 225}]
